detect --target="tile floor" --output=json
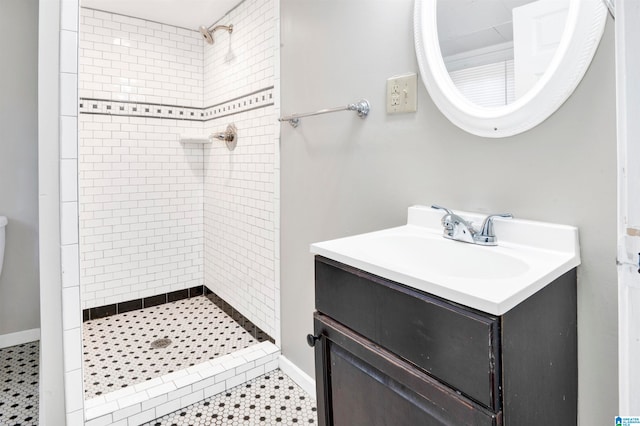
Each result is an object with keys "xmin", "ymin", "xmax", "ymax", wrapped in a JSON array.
[
  {"xmin": 144, "ymin": 369, "xmax": 317, "ymax": 425},
  {"xmin": 0, "ymin": 341, "xmax": 39, "ymax": 426},
  {"xmin": 83, "ymin": 296, "xmax": 260, "ymax": 398}
]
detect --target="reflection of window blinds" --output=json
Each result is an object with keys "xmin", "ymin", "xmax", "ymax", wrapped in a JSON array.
[
  {"xmin": 449, "ymin": 60, "xmax": 515, "ymax": 107},
  {"xmin": 506, "ymin": 60, "xmax": 515, "ymax": 104}
]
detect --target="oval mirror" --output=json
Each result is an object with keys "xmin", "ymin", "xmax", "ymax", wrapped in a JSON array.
[{"xmin": 414, "ymin": 0, "xmax": 607, "ymax": 138}]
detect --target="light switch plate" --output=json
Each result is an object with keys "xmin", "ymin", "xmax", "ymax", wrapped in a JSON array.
[{"xmin": 387, "ymin": 73, "xmax": 418, "ymax": 114}]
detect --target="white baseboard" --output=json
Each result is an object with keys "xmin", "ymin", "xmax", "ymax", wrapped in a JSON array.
[
  {"xmin": 0, "ymin": 328, "xmax": 40, "ymax": 348},
  {"xmin": 278, "ymin": 355, "xmax": 316, "ymax": 398}
]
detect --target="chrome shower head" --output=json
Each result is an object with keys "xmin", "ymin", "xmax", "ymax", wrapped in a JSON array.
[{"xmin": 198, "ymin": 24, "xmax": 233, "ymax": 45}]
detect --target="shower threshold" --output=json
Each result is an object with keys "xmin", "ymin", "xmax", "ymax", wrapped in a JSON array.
[{"xmin": 84, "ymin": 341, "xmax": 280, "ymax": 425}]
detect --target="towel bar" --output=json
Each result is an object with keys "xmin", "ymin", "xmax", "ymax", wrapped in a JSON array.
[{"xmin": 279, "ymin": 99, "xmax": 370, "ymax": 128}]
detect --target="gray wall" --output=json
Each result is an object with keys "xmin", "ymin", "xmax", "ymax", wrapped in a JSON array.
[
  {"xmin": 280, "ymin": 1, "xmax": 617, "ymax": 424},
  {"xmin": 0, "ymin": 0, "xmax": 40, "ymax": 336}
]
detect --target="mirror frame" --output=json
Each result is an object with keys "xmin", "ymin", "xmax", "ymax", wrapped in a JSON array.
[{"xmin": 414, "ymin": 0, "xmax": 607, "ymax": 138}]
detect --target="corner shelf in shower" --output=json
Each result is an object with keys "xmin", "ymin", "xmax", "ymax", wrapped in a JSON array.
[
  {"xmin": 179, "ymin": 134, "xmax": 212, "ymax": 144},
  {"xmin": 179, "ymin": 124, "xmax": 238, "ymax": 151}
]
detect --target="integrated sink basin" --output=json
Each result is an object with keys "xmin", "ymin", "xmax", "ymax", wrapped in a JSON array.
[{"xmin": 310, "ymin": 205, "xmax": 580, "ymax": 315}]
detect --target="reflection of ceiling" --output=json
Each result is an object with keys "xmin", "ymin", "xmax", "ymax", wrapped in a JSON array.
[
  {"xmin": 437, "ymin": 0, "xmax": 536, "ymax": 58},
  {"xmin": 80, "ymin": 0, "xmax": 241, "ymax": 30}
]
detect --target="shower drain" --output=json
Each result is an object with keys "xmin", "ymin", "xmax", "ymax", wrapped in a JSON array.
[{"xmin": 150, "ymin": 338, "xmax": 172, "ymax": 349}]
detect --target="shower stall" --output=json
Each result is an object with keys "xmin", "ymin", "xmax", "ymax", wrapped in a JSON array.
[{"xmin": 76, "ymin": 0, "xmax": 282, "ymax": 422}]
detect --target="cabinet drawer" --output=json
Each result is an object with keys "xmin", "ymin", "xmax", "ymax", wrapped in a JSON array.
[{"xmin": 315, "ymin": 256, "xmax": 501, "ymax": 410}]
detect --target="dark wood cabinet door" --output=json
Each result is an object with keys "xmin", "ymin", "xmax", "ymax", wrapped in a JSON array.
[{"xmin": 314, "ymin": 313, "xmax": 501, "ymax": 426}]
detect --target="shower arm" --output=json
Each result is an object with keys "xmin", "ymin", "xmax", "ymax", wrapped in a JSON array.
[{"xmin": 211, "ymin": 24, "xmax": 233, "ymax": 34}]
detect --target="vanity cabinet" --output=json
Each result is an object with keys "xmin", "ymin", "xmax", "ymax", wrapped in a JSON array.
[{"xmin": 311, "ymin": 256, "xmax": 577, "ymax": 426}]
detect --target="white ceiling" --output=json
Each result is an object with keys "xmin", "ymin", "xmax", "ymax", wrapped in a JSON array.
[
  {"xmin": 437, "ymin": 0, "xmax": 535, "ymax": 57},
  {"xmin": 81, "ymin": 0, "xmax": 241, "ymax": 30}
]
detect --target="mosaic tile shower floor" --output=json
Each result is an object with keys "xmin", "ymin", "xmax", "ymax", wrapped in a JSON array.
[
  {"xmin": 144, "ymin": 369, "xmax": 317, "ymax": 425},
  {"xmin": 0, "ymin": 341, "xmax": 39, "ymax": 426},
  {"xmin": 83, "ymin": 296, "xmax": 260, "ymax": 398}
]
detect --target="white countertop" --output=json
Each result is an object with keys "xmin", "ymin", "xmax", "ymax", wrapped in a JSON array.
[{"xmin": 310, "ymin": 205, "xmax": 580, "ymax": 315}]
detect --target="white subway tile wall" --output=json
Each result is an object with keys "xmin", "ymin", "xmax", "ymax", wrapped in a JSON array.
[
  {"xmin": 79, "ymin": 8, "xmax": 203, "ymax": 107},
  {"xmin": 60, "ymin": 0, "xmax": 85, "ymax": 423},
  {"xmin": 77, "ymin": 0, "xmax": 281, "ymax": 343},
  {"xmin": 79, "ymin": 9, "xmax": 205, "ymax": 309},
  {"xmin": 78, "ymin": 115, "xmax": 204, "ymax": 308},
  {"xmin": 203, "ymin": 0, "xmax": 275, "ymax": 106},
  {"xmin": 273, "ymin": 0, "xmax": 282, "ymax": 346},
  {"xmin": 203, "ymin": 0, "xmax": 279, "ymax": 340}
]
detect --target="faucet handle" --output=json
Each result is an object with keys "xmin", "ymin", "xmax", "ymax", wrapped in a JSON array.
[
  {"xmin": 479, "ymin": 213, "xmax": 513, "ymax": 238},
  {"xmin": 431, "ymin": 205, "xmax": 456, "ymax": 231},
  {"xmin": 431, "ymin": 204, "xmax": 454, "ymax": 215}
]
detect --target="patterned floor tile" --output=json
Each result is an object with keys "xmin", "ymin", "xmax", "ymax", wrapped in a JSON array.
[
  {"xmin": 83, "ymin": 296, "xmax": 259, "ymax": 398},
  {"xmin": 143, "ymin": 369, "xmax": 317, "ymax": 425},
  {"xmin": 0, "ymin": 341, "xmax": 39, "ymax": 426}
]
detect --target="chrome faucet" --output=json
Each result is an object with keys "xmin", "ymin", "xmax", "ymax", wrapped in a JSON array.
[{"xmin": 431, "ymin": 205, "xmax": 512, "ymax": 246}]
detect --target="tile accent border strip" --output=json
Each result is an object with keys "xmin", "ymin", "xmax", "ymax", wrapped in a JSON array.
[
  {"xmin": 82, "ymin": 286, "xmax": 275, "ymax": 344},
  {"xmin": 78, "ymin": 86, "xmax": 274, "ymax": 122},
  {"xmin": 82, "ymin": 286, "xmax": 206, "ymax": 321},
  {"xmin": 202, "ymin": 87, "xmax": 275, "ymax": 122}
]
